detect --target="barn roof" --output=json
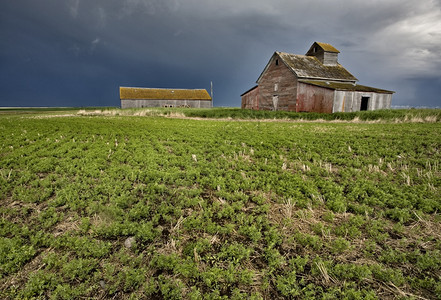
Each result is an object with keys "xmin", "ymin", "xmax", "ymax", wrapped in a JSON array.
[
  {"xmin": 277, "ymin": 52, "xmax": 358, "ymax": 82},
  {"xmin": 120, "ymin": 87, "xmax": 212, "ymax": 100},
  {"xmin": 308, "ymin": 42, "xmax": 340, "ymax": 53},
  {"xmin": 299, "ymin": 80, "xmax": 394, "ymax": 94}
]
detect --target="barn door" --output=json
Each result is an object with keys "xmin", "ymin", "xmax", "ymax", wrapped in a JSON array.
[
  {"xmin": 360, "ymin": 96, "xmax": 369, "ymax": 111},
  {"xmin": 272, "ymin": 95, "xmax": 279, "ymax": 111}
]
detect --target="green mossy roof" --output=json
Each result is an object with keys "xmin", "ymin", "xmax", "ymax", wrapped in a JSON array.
[
  {"xmin": 120, "ymin": 87, "xmax": 212, "ymax": 100},
  {"xmin": 277, "ymin": 52, "xmax": 358, "ymax": 82},
  {"xmin": 299, "ymin": 80, "xmax": 395, "ymax": 93},
  {"xmin": 315, "ymin": 42, "xmax": 340, "ymax": 53}
]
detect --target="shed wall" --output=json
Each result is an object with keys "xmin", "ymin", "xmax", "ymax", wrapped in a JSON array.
[
  {"xmin": 258, "ymin": 55, "xmax": 298, "ymax": 111},
  {"xmin": 297, "ymin": 82, "xmax": 334, "ymax": 113},
  {"xmin": 121, "ymin": 99, "xmax": 212, "ymax": 109},
  {"xmin": 333, "ymin": 91, "xmax": 392, "ymax": 112},
  {"xmin": 323, "ymin": 52, "xmax": 338, "ymax": 66},
  {"xmin": 241, "ymin": 87, "xmax": 259, "ymax": 110}
]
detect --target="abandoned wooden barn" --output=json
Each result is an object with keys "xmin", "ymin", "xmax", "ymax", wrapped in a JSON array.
[
  {"xmin": 241, "ymin": 42, "xmax": 394, "ymax": 113},
  {"xmin": 120, "ymin": 87, "xmax": 212, "ymax": 109}
]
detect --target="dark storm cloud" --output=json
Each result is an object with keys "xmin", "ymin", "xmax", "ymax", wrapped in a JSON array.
[{"xmin": 1, "ymin": 0, "xmax": 440, "ymax": 107}]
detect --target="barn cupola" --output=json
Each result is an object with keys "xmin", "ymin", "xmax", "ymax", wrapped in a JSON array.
[{"xmin": 306, "ymin": 42, "xmax": 340, "ymax": 66}]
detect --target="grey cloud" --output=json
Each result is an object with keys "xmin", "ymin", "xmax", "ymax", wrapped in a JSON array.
[
  {"xmin": 119, "ymin": 0, "xmax": 181, "ymax": 17},
  {"xmin": 68, "ymin": 0, "xmax": 80, "ymax": 18},
  {"xmin": 1, "ymin": 0, "xmax": 440, "ymax": 107}
]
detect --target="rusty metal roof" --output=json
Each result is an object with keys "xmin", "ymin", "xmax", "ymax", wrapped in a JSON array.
[
  {"xmin": 120, "ymin": 87, "xmax": 212, "ymax": 100},
  {"xmin": 277, "ymin": 52, "xmax": 358, "ymax": 82},
  {"xmin": 299, "ymin": 80, "xmax": 394, "ymax": 94}
]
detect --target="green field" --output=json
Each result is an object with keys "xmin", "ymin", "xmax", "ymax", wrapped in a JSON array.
[{"xmin": 1, "ymin": 109, "xmax": 440, "ymax": 299}]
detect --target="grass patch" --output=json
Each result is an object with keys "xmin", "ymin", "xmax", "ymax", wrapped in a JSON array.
[{"xmin": 79, "ymin": 107, "xmax": 441, "ymax": 122}]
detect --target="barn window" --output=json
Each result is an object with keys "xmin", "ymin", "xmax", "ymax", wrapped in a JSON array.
[
  {"xmin": 275, "ymin": 59, "xmax": 279, "ymax": 66},
  {"xmin": 274, "ymin": 83, "xmax": 278, "ymax": 92}
]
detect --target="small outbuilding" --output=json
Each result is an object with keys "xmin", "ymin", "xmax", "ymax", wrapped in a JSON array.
[
  {"xmin": 241, "ymin": 42, "xmax": 394, "ymax": 113},
  {"xmin": 120, "ymin": 87, "xmax": 212, "ymax": 109}
]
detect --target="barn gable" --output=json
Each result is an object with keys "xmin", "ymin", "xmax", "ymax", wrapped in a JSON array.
[{"xmin": 256, "ymin": 54, "xmax": 299, "ymax": 111}]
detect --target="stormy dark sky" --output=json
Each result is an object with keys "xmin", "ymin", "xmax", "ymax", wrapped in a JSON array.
[{"xmin": 1, "ymin": 0, "xmax": 441, "ymax": 108}]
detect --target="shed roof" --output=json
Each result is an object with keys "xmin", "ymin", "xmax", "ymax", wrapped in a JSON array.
[
  {"xmin": 277, "ymin": 52, "xmax": 358, "ymax": 82},
  {"xmin": 298, "ymin": 80, "xmax": 394, "ymax": 94},
  {"xmin": 120, "ymin": 87, "xmax": 212, "ymax": 100}
]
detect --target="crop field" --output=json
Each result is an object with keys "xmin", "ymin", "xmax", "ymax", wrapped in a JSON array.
[{"xmin": 1, "ymin": 109, "xmax": 440, "ymax": 299}]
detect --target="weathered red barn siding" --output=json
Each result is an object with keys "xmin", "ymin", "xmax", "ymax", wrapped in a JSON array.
[
  {"xmin": 333, "ymin": 91, "xmax": 393, "ymax": 112},
  {"xmin": 241, "ymin": 86, "xmax": 259, "ymax": 109},
  {"xmin": 257, "ymin": 55, "xmax": 298, "ymax": 111},
  {"xmin": 241, "ymin": 43, "xmax": 394, "ymax": 113},
  {"xmin": 297, "ymin": 82, "xmax": 334, "ymax": 113}
]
